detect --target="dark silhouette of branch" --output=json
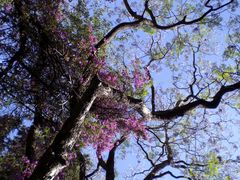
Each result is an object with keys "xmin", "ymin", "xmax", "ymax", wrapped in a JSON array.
[
  {"xmin": 174, "ymin": 160, "xmax": 206, "ymax": 168},
  {"xmin": 0, "ymin": 39, "xmax": 26, "ymax": 79},
  {"xmin": 85, "ymin": 163, "xmax": 100, "ymax": 179},
  {"xmin": 123, "ymin": 0, "xmax": 142, "ymax": 19},
  {"xmin": 136, "ymin": 138, "xmax": 155, "ymax": 166},
  {"xmin": 117, "ymin": 80, "xmax": 239, "ymax": 120},
  {"xmin": 0, "ymin": 0, "xmax": 27, "ymax": 79},
  {"xmin": 144, "ymin": 0, "xmax": 158, "ymax": 25},
  {"xmin": 78, "ymin": 152, "xmax": 86, "ymax": 180},
  {"xmin": 144, "ymin": 160, "xmax": 170, "ymax": 180},
  {"xmin": 154, "ymin": 171, "xmax": 191, "ymax": 180},
  {"xmin": 151, "ymin": 85, "xmax": 156, "ymax": 113},
  {"xmin": 144, "ymin": 127, "xmax": 173, "ymax": 180},
  {"xmin": 25, "ymin": 109, "xmax": 43, "ymax": 162},
  {"xmin": 153, "ymin": 81, "xmax": 240, "ymax": 119},
  {"xmin": 98, "ymin": 136, "xmax": 126, "ymax": 180},
  {"xmin": 96, "ymin": 1, "xmax": 234, "ymax": 49}
]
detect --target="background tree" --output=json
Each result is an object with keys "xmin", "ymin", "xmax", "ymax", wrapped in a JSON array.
[{"xmin": 0, "ymin": 0, "xmax": 239, "ymax": 179}]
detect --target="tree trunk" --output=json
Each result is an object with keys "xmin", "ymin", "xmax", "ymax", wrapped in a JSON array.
[{"xmin": 28, "ymin": 76, "xmax": 101, "ymax": 180}]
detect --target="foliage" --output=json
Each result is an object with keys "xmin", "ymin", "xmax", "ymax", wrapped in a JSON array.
[{"xmin": 0, "ymin": 0, "xmax": 239, "ymax": 179}]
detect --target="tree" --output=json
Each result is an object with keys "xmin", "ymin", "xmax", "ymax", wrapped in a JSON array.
[{"xmin": 0, "ymin": 0, "xmax": 239, "ymax": 179}]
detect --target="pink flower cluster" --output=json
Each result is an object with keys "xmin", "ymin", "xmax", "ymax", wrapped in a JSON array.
[
  {"xmin": 122, "ymin": 117, "xmax": 148, "ymax": 138},
  {"xmin": 21, "ymin": 156, "xmax": 38, "ymax": 179},
  {"xmin": 134, "ymin": 70, "xmax": 146, "ymax": 89},
  {"xmin": 113, "ymin": 61, "xmax": 151, "ymax": 91},
  {"xmin": 55, "ymin": 10, "xmax": 64, "ymax": 22},
  {"xmin": 80, "ymin": 115, "xmax": 147, "ymax": 157},
  {"xmin": 52, "ymin": 29, "xmax": 68, "ymax": 40},
  {"xmin": 95, "ymin": 120, "xmax": 118, "ymax": 157},
  {"xmin": 93, "ymin": 98, "xmax": 128, "ymax": 120},
  {"xmin": 132, "ymin": 62, "xmax": 150, "ymax": 89},
  {"xmin": 67, "ymin": 152, "xmax": 77, "ymax": 162},
  {"xmin": 86, "ymin": 26, "xmax": 106, "ymax": 67},
  {"xmin": 99, "ymin": 70, "xmax": 118, "ymax": 86},
  {"xmin": 88, "ymin": 26, "xmax": 97, "ymax": 44},
  {"xmin": 88, "ymin": 26, "xmax": 97, "ymax": 53},
  {"xmin": 3, "ymin": 3, "xmax": 13, "ymax": 13},
  {"xmin": 81, "ymin": 119, "xmax": 117, "ymax": 155}
]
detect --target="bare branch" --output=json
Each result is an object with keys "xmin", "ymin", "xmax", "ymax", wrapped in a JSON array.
[
  {"xmin": 85, "ymin": 163, "xmax": 100, "ymax": 178},
  {"xmin": 144, "ymin": 127, "xmax": 173, "ymax": 180},
  {"xmin": 96, "ymin": 1, "xmax": 234, "ymax": 49},
  {"xmin": 123, "ymin": 0, "xmax": 142, "ymax": 19},
  {"xmin": 154, "ymin": 81, "xmax": 240, "ymax": 119},
  {"xmin": 154, "ymin": 171, "xmax": 191, "ymax": 180},
  {"xmin": 136, "ymin": 138, "xmax": 155, "ymax": 166}
]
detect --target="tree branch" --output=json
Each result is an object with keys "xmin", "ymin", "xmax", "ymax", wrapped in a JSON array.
[
  {"xmin": 153, "ymin": 81, "xmax": 240, "ymax": 119},
  {"xmin": 123, "ymin": 0, "xmax": 142, "ymax": 19},
  {"xmin": 96, "ymin": 0, "xmax": 233, "ymax": 49},
  {"xmin": 0, "ymin": 0, "xmax": 27, "ymax": 79},
  {"xmin": 106, "ymin": 137, "xmax": 125, "ymax": 180},
  {"xmin": 144, "ymin": 127, "xmax": 173, "ymax": 180},
  {"xmin": 28, "ymin": 76, "xmax": 102, "ymax": 179},
  {"xmin": 136, "ymin": 138, "xmax": 155, "ymax": 166},
  {"xmin": 154, "ymin": 171, "xmax": 191, "ymax": 179},
  {"xmin": 85, "ymin": 163, "xmax": 100, "ymax": 178},
  {"xmin": 78, "ymin": 152, "xmax": 86, "ymax": 180}
]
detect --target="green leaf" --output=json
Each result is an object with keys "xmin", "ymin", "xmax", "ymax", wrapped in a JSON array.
[
  {"xmin": 205, "ymin": 152, "xmax": 221, "ymax": 178},
  {"xmin": 189, "ymin": 168, "xmax": 196, "ymax": 177},
  {"xmin": 225, "ymin": 176, "xmax": 231, "ymax": 180},
  {"xmin": 235, "ymin": 103, "xmax": 240, "ymax": 109},
  {"xmin": 0, "ymin": 0, "xmax": 12, "ymax": 6},
  {"xmin": 142, "ymin": 89, "xmax": 148, "ymax": 97},
  {"xmin": 213, "ymin": 67, "xmax": 234, "ymax": 82},
  {"xmin": 142, "ymin": 25, "xmax": 156, "ymax": 36}
]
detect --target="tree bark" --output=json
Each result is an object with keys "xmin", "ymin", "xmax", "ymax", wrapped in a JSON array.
[
  {"xmin": 78, "ymin": 152, "xmax": 86, "ymax": 180},
  {"xmin": 28, "ymin": 76, "xmax": 101, "ymax": 180},
  {"xmin": 106, "ymin": 149, "xmax": 115, "ymax": 180}
]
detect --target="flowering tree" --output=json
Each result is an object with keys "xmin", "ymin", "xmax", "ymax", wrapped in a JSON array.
[{"xmin": 0, "ymin": 0, "xmax": 239, "ymax": 179}]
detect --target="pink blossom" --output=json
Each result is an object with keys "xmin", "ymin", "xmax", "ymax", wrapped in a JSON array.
[
  {"xmin": 134, "ymin": 74, "xmax": 145, "ymax": 89},
  {"xmin": 52, "ymin": 29, "xmax": 68, "ymax": 39},
  {"xmin": 99, "ymin": 71, "xmax": 118, "ymax": 86},
  {"xmin": 55, "ymin": 11, "xmax": 64, "ymax": 22},
  {"xmin": 80, "ymin": 114, "xmax": 148, "ymax": 156},
  {"xmin": 21, "ymin": 156, "xmax": 38, "ymax": 179},
  {"xmin": 67, "ymin": 152, "xmax": 77, "ymax": 161},
  {"xmin": 75, "ymin": 143, "xmax": 80, "ymax": 148},
  {"xmin": 4, "ymin": 4, "xmax": 13, "ymax": 13},
  {"xmin": 132, "ymin": 61, "xmax": 151, "ymax": 89}
]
